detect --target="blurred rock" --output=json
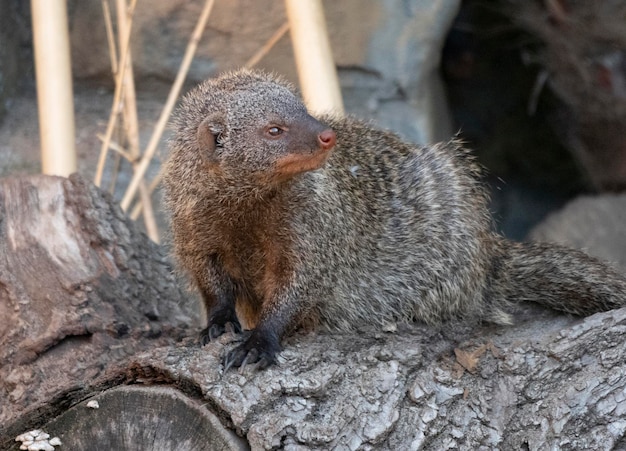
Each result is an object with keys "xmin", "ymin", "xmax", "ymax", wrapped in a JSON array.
[
  {"xmin": 0, "ymin": 0, "xmax": 32, "ymax": 123},
  {"xmin": 506, "ymin": 1, "xmax": 626, "ymax": 190},
  {"xmin": 529, "ymin": 194, "xmax": 626, "ymax": 270}
]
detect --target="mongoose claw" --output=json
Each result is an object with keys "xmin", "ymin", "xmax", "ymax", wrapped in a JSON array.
[
  {"xmin": 199, "ymin": 327, "xmax": 213, "ymax": 346},
  {"xmin": 224, "ymin": 321, "xmax": 241, "ymax": 335},
  {"xmin": 199, "ymin": 320, "xmax": 242, "ymax": 346},
  {"xmin": 222, "ymin": 330, "xmax": 280, "ymax": 372}
]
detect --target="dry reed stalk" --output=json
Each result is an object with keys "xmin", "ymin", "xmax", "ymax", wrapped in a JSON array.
[
  {"xmin": 130, "ymin": 166, "xmax": 161, "ymax": 220},
  {"xmin": 31, "ymin": 0, "xmax": 77, "ymax": 176},
  {"xmin": 284, "ymin": 0, "xmax": 343, "ymax": 115},
  {"xmin": 108, "ymin": 153, "xmax": 122, "ymax": 194},
  {"xmin": 116, "ymin": 0, "xmax": 160, "ymax": 242},
  {"xmin": 102, "ymin": 0, "xmax": 118, "ymax": 74},
  {"xmin": 245, "ymin": 21, "xmax": 290, "ymax": 68},
  {"xmin": 96, "ymin": 133, "xmax": 134, "ymax": 161},
  {"xmin": 94, "ymin": 0, "xmax": 137, "ymax": 187},
  {"xmin": 101, "ymin": 0, "xmax": 121, "ymax": 195},
  {"xmin": 120, "ymin": 0, "xmax": 216, "ymax": 212}
]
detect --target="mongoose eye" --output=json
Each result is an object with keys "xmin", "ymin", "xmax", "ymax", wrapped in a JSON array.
[{"xmin": 267, "ymin": 126, "xmax": 284, "ymax": 137}]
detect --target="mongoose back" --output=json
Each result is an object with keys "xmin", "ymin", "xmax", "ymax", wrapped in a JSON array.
[{"xmin": 162, "ymin": 68, "xmax": 626, "ymax": 370}]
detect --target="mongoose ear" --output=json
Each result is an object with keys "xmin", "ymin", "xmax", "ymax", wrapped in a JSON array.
[{"xmin": 197, "ymin": 115, "xmax": 225, "ymax": 161}]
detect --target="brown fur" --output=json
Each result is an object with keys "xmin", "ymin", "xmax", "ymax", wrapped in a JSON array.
[{"xmin": 162, "ymin": 68, "xmax": 626, "ymax": 370}]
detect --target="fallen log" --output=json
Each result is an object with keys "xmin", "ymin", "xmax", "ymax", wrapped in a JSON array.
[{"xmin": 1, "ymin": 175, "xmax": 625, "ymax": 450}]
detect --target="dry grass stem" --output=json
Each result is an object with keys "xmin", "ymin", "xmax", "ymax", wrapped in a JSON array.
[
  {"xmin": 130, "ymin": 165, "xmax": 164, "ymax": 220},
  {"xmin": 115, "ymin": 0, "xmax": 159, "ymax": 242},
  {"xmin": 120, "ymin": 0, "xmax": 216, "ymax": 212},
  {"xmin": 108, "ymin": 152, "xmax": 122, "ymax": 195},
  {"xmin": 94, "ymin": 0, "xmax": 137, "ymax": 187},
  {"xmin": 96, "ymin": 133, "xmax": 134, "ymax": 161},
  {"xmin": 245, "ymin": 21, "xmax": 290, "ymax": 68},
  {"xmin": 101, "ymin": 0, "xmax": 118, "ymax": 74}
]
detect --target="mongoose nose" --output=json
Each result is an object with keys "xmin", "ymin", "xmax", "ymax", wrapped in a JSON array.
[{"xmin": 318, "ymin": 129, "xmax": 337, "ymax": 151}]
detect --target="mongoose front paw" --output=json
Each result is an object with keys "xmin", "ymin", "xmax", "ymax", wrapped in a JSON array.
[
  {"xmin": 199, "ymin": 320, "xmax": 242, "ymax": 346},
  {"xmin": 223, "ymin": 330, "xmax": 281, "ymax": 372}
]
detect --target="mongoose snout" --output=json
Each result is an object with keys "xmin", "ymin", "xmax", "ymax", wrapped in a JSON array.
[
  {"xmin": 274, "ymin": 126, "xmax": 336, "ymax": 181},
  {"xmin": 318, "ymin": 128, "xmax": 336, "ymax": 151}
]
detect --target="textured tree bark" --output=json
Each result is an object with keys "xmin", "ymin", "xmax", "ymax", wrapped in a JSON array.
[
  {"xmin": 122, "ymin": 307, "xmax": 626, "ymax": 450},
  {"xmin": 0, "ymin": 174, "xmax": 199, "ymax": 448},
  {"xmin": 1, "ymin": 175, "xmax": 625, "ymax": 450}
]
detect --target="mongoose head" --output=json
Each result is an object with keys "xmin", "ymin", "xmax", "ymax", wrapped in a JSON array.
[{"xmin": 175, "ymin": 69, "xmax": 336, "ymax": 186}]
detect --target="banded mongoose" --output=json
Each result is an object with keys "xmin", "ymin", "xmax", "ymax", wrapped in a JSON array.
[{"xmin": 162, "ymin": 68, "xmax": 626, "ymax": 370}]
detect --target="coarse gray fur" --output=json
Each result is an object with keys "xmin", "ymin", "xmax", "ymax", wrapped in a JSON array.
[{"xmin": 162, "ymin": 69, "xmax": 626, "ymax": 369}]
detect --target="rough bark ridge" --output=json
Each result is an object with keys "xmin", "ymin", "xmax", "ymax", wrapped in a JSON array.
[
  {"xmin": 1, "ymin": 175, "xmax": 626, "ymax": 450},
  {"xmin": 0, "ymin": 174, "xmax": 198, "ymax": 445},
  {"xmin": 127, "ymin": 307, "xmax": 626, "ymax": 450}
]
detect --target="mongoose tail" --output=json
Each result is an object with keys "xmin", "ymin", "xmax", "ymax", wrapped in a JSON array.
[{"xmin": 490, "ymin": 239, "xmax": 626, "ymax": 316}]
